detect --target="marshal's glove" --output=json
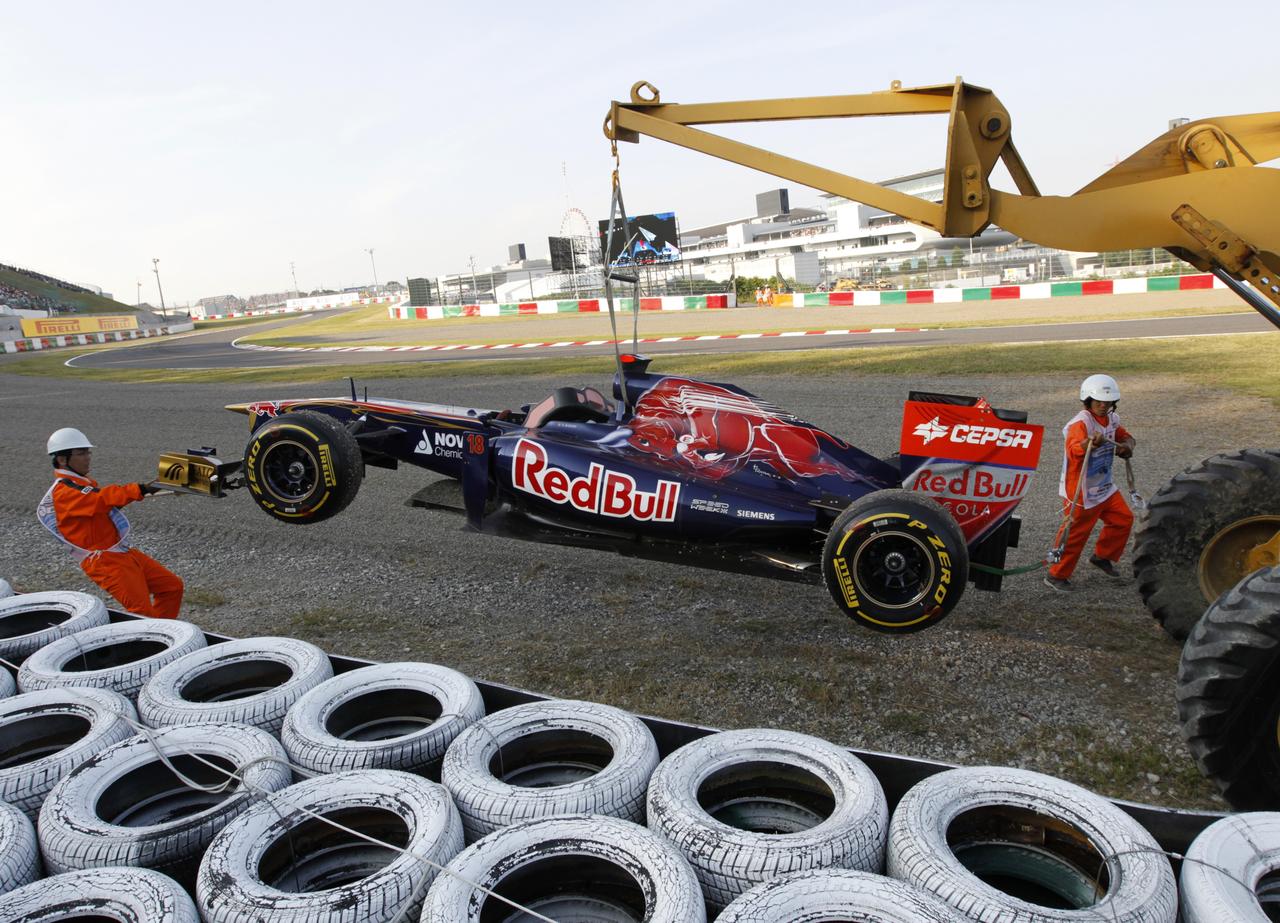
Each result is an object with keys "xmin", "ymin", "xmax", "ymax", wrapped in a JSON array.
[
  {"xmin": 1116, "ymin": 445, "xmax": 1133, "ymax": 459},
  {"xmin": 138, "ymin": 482, "xmax": 162, "ymax": 496}
]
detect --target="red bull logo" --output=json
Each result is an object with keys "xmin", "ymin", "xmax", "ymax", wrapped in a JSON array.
[
  {"xmin": 910, "ymin": 465, "xmax": 1032, "ymax": 502},
  {"xmin": 246, "ymin": 401, "xmax": 282, "ymax": 418},
  {"xmin": 513, "ymin": 438, "xmax": 679, "ymax": 522},
  {"xmin": 625, "ymin": 377, "xmax": 855, "ymax": 481}
]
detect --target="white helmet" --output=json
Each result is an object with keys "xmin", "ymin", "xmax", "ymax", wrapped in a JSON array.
[
  {"xmin": 1079, "ymin": 374, "xmax": 1120, "ymax": 403},
  {"xmin": 47, "ymin": 428, "xmax": 94, "ymax": 456}
]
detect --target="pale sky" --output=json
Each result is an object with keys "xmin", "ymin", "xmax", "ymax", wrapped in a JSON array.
[{"xmin": 2, "ymin": 1, "xmax": 1275, "ymax": 306}]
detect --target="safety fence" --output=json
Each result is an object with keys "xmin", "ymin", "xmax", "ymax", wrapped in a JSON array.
[
  {"xmin": 0, "ymin": 322, "xmax": 195, "ymax": 354},
  {"xmin": 211, "ymin": 294, "xmax": 404, "ymax": 320},
  {"xmin": 390, "ymin": 274, "xmax": 1227, "ymax": 321},
  {"xmin": 389, "ymin": 293, "xmax": 733, "ymax": 321},
  {"xmin": 771, "ymin": 273, "xmax": 1225, "ymax": 307}
]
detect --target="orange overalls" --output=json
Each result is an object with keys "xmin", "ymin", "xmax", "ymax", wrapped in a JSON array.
[
  {"xmin": 1047, "ymin": 410, "xmax": 1134, "ymax": 580},
  {"xmin": 37, "ymin": 470, "xmax": 183, "ymax": 618}
]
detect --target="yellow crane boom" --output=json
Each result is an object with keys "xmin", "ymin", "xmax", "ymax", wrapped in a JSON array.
[{"xmin": 605, "ymin": 79, "xmax": 1280, "ymax": 325}]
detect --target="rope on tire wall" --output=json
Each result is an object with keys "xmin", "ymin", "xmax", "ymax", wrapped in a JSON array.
[
  {"xmin": 973, "ymin": 435, "xmax": 1143, "ymax": 579},
  {"xmin": 111, "ymin": 704, "xmax": 559, "ymax": 923},
  {"xmin": 0, "ymin": 651, "xmax": 1257, "ymax": 919},
  {"xmin": 0, "ymin": 632, "xmax": 558, "ymax": 923}
]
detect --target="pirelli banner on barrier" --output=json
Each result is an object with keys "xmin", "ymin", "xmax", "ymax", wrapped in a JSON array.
[
  {"xmin": 899, "ymin": 394, "xmax": 1044, "ymax": 543},
  {"xmin": 21, "ymin": 315, "xmax": 139, "ymax": 337}
]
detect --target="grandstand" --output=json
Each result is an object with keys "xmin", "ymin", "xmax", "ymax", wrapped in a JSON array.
[{"xmin": 0, "ymin": 264, "xmax": 133, "ymax": 315}]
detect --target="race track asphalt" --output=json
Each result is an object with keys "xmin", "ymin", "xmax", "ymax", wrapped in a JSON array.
[{"xmin": 52, "ymin": 306, "xmax": 1273, "ymax": 371}]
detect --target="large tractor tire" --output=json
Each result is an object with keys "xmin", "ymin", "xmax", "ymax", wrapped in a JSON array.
[
  {"xmin": 243, "ymin": 411, "xmax": 363, "ymax": 524},
  {"xmin": 1133, "ymin": 448, "xmax": 1280, "ymax": 641},
  {"xmin": 821, "ymin": 490, "xmax": 968, "ymax": 633},
  {"xmin": 1178, "ymin": 565, "xmax": 1280, "ymax": 810}
]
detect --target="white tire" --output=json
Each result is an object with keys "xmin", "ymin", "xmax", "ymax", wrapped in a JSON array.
[
  {"xmin": 421, "ymin": 814, "xmax": 705, "ymax": 922},
  {"xmin": 281, "ymin": 661, "xmax": 483, "ymax": 778},
  {"xmin": 38, "ymin": 723, "xmax": 291, "ymax": 890},
  {"xmin": 0, "ymin": 866, "xmax": 197, "ymax": 922},
  {"xmin": 1181, "ymin": 812, "xmax": 1280, "ymax": 922},
  {"xmin": 887, "ymin": 766, "xmax": 1177, "ymax": 923},
  {"xmin": 197, "ymin": 769, "xmax": 463, "ymax": 923},
  {"xmin": 137, "ymin": 636, "xmax": 332, "ymax": 735},
  {"xmin": 646, "ymin": 727, "xmax": 889, "ymax": 910},
  {"xmin": 441, "ymin": 699, "xmax": 659, "ymax": 843},
  {"xmin": 0, "ymin": 580, "xmax": 12, "ymax": 599},
  {"xmin": 17, "ymin": 619, "xmax": 206, "ymax": 701},
  {"xmin": 718, "ymin": 868, "xmax": 970, "ymax": 922},
  {"xmin": 0, "ymin": 688, "xmax": 137, "ymax": 819},
  {"xmin": 0, "ymin": 801, "xmax": 39, "ymax": 897},
  {"xmin": 0, "ymin": 591, "xmax": 108, "ymax": 666},
  {"xmin": 0, "ymin": 672, "xmax": 12, "ymax": 701}
]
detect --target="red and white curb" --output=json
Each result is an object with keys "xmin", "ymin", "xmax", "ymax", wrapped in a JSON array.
[{"xmin": 231, "ymin": 327, "xmax": 927, "ymax": 355}]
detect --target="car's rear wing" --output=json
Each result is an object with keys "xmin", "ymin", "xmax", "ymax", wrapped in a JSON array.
[{"xmin": 898, "ymin": 392, "xmax": 1044, "ymax": 547}]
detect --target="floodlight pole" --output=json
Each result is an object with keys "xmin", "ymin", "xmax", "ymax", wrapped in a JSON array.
[
  {"xmin": 135, "ymin": 281, "xmax": 141, "ymax": 307},
  {"xmin": 366, "ymin": 248, "xmax": 379, "ymax": 292},
  {"xmin": 151, "ymin": 258, "xmax": 167, "ymax": 319},
  {"xmin": 291, "ymin": 261, "xmax": 300, "ymax": 297}
]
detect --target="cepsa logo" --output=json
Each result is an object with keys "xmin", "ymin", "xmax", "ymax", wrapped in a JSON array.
[
  {"xmin": 901, "ymin": 401, "xmax": 1042, "ymax": 469},
  {"xmin": 912, "ymin": 416, "xmax": 1034, "ymax": 449},
  {"xmin": 512, "ymin": 438, "xmax": 679, "ymax": 522}
]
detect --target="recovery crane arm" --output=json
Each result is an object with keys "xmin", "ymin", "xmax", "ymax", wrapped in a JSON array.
[{"xmin": 604, "ymin": 79, "xmax": 1280, "ymax": 326}]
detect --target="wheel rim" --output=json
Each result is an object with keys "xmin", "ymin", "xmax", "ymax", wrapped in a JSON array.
[
  {"xmin": 261, "ymin": 440, "xmax": 320, "ymax": 504},
  {"xmin": 1198, "ymin": 516, "xmax": 1280, "ymax": 603},
  {"xmin": 849, "ymin": 530, "xmax": 935, "ymax": 609}
]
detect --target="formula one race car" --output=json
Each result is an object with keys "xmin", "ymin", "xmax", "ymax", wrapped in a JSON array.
[{"xmin": 189, "ymin": 356, "xmax": 1044, "ymax": 633}]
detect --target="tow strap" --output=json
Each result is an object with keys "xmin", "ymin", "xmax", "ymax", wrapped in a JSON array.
[
  {"xmin": 972, "ymin": 436, "xmax": 1143, "ymax": 578},
  {"xmin": 601, "ymin": 150, "xmax": 641, "ymax": 414}
]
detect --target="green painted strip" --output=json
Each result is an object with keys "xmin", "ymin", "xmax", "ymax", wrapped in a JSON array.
[
  {"xmin": 880, "ymin": 290, "xmax": 908, "ymax": 305},
  {"xmin": 1051, "ymin": 282, "xmax": 1082, "ymax": 297},
  {"xmin": 441, "ymin": 305, "xmax": 463, "ymax": 318},
  {"xmin": 683, "ymin": 296, "xmax": 704, "ymax": 309},
  {"xmin": 556, "ymin": 300, "xmax": 580, "ymax": 313},
  {"xmin": 804, "ymin": 293, "xmax": 829, "ymax": 307},
  {"xmin": 962, "ymin": 288, "xmax": 992, "ymax": 301},
  {"xmin": 498, "ymin": 303, "xmax": 520, "ymax": 316},
  {"xmin": 1147, "ymin": 276, "xmax": 1180, "ymax": 291}
]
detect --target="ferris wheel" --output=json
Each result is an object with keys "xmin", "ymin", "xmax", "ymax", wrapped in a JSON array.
[{"xmin": 560, "ymin": 207, "xmax": 593, "ymax": 239}]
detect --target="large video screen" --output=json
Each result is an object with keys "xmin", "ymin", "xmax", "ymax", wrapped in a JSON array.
[
  {"xmin": 597, "ymin": 212, "xmax": 681, "ymax": 266},
  {"xmin": 548, "ymin": 236, "xmax": 602, "ymax": 272}
]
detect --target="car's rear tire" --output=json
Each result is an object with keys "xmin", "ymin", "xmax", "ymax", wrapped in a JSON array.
[
  {"xmin": 1178, "ymin": 565, "xmax": 1280, "ymax": 809},
  {"xmin": 1133, "ymin": 448, "xmax": 1280, "ymax": 642},
  {"xmin": 244, "ymin": 411, "xmax": 363, "ymax": 524},
  {"xmin": 822, "ymin": 490, "xmax": 967, "ymax": 633}
]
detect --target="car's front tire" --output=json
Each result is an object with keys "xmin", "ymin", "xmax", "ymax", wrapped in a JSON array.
[{"xmin": 244, "ymin": 411, "xmax": 363, "ymax": 524}]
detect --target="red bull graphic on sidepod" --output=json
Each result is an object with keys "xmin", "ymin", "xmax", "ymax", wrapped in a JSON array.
[
  {"xmin": 899, "ymin": 399, "xmax": 1044, "ymax": 542},
  {"xmin": 622, "ymin": 377, "xmax": 858, "ymax": 481},
  {"xmin": 513, "ymin": 438, "xmax": 680, "ymax": 522}
]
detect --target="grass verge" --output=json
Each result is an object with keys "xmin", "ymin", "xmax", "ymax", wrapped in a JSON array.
[
  {"xmin": 6, "ymin": 333, "xmax": 1278, "ymax": 405},
  {"xmin": 193, "ymin": 315, "xmax": 285, "ymax": 330}
]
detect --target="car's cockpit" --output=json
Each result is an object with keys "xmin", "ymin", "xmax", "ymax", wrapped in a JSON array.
[{"xmin": 520, "ymin": 386, "xmax": 615, "ymax": 429}]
